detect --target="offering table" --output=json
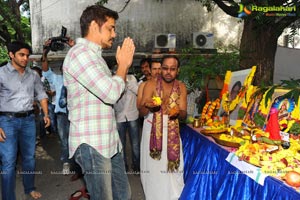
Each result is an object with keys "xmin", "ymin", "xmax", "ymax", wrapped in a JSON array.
[{"xmin": 179, "ymin": 124, "xmax": 300, "ymax": 200}]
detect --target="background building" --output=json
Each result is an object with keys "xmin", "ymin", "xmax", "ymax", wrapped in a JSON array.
[
  {"xmin": 29, "ymin": 0, "xmax": 300, "ymax": 83},
  {"xmin": 29, "ymin": 0, "xmax": 243, "ymax": 55}
]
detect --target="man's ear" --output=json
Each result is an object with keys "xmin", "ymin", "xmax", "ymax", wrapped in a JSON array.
[
  {"xmin": 9, "ymin": 52, "xmax": 14, "ymax": 59},
  {"xmin": 90, "ymin": 20, "xmax": 100, "ymax": 33}
]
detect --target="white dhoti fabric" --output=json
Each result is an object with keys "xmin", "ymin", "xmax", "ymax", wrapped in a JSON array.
[{"xmin": 140, "ymin": 114, "xmax": 184, "ymax": 200}]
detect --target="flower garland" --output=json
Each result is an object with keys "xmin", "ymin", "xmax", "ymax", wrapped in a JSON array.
[
  {"xmin": 201, "ymin": 98, "xmax": 220, "ymax": 123},
  {"xmin": 221, "ymin": 66, "xmax": 257, "ymax": 113},
  {"xmin": 220, "ymin": 70, "xmax": 231, "ymax": 98}
]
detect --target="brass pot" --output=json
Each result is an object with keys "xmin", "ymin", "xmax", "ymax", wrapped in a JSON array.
[{"xmin": 193, "ymin": 118, "xmax": 201, "ymax": 128}]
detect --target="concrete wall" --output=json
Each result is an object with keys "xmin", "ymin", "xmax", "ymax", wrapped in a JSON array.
[
  {"xmin": 29, "ymin": 0, "xmax": 243, "ymax": 55},
  {"xmin": 274, "ymin": 46, "xmax": 300, "ymax": 84}
]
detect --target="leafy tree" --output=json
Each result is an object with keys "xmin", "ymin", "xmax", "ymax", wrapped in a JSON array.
[
  {"xmin": 0, "ymin": 0, "xmax": 31, "ymax": 64},
  {"xmin": 179, "ymin": 46, "xmax": 240, "ymax": 91},
  {"xmin": 200, "ymin": 0, "xmax": 300, "ymax": 85},
  {"xmin": 100, "ymin": 0, "xmax": 300, "ymax": 85}
]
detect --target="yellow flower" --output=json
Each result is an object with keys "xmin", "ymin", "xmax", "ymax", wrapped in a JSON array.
[
  {"xmin": 152, "ymin": 96, "xmax": 162, "ymax": 106},
  {"xmin": 224, "ymin": 71, "xmax": 232, "ymax": 85},
  {"xmin": 291, "ymin": 98, "xmax": 300, "ymax": 120},
  {"xmin": 285, "ymin": 119, "xmax": 295, "ymax": 132},
  {"xmin": 244, "ymin": 85, "xmax": 256, "ymax": 105},
  {"xmin": 244, "ymin": 66, "xmax": 256, "ymax": 86}
]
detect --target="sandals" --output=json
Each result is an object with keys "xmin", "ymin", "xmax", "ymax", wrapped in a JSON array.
[{"xmin": 69, "ymin": 187, "xmax": 90, "ymax": 200}]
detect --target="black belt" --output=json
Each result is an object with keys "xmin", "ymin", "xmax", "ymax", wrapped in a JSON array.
[{"xmin": 0, "ymin": 110, "xmax": 34, "ymax": 118}]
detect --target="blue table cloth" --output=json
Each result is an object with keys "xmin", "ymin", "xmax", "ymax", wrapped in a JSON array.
[{"xmin": 180, "ymin": 125, "xmax": 300, "ymax": 200}]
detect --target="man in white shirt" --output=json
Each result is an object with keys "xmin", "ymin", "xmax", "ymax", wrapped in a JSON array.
[{"xmin": 114, "ymin": 74, "xmax": 140, "ymax": 173}]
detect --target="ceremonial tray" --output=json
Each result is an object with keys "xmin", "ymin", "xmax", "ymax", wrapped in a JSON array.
[
  {"xmin": 212, "ymin": 134, "xmax": 242, "ymax": 148},
  {"xmin": 201, "ymin": 128, "xmax": 228, "ymax": 136}
]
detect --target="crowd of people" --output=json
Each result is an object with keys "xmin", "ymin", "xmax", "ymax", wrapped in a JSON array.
[{"xmin": 0, "ymin": 4, "xmax": 189, "ymax": 200}]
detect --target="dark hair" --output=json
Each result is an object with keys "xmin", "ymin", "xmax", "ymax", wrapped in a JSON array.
[
  {"xmin": 162, "ymin": 55, "xmax": 180, "ymax": 68},
  {"xmin": 150, "ymin": 58, "xmax": 161, "ymax": 69},
  {"xmin": 230, "ymin": 81, "xmax": 242, "ymax": 99},
  {"xmin": 80, "ymin": 5, "xmax": 119, "ymax": 37},
  {"xmin": 7, "ymin": 41, "xmax": 32, "ymax": 55},
  {"xmin": 231, "ymin": 81, "xmax": 242, "ymax": 90},
  {"xmin": 140, "ymin": 58, "xmax": 150, "ymax": 67}
]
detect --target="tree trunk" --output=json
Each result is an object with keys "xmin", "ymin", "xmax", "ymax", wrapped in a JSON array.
[
  {"xmin": 9, "ymin": 0, "xmax": 24, "ymax": 42},
  {"xmin": 239, "ymin": 19, "xmax": 279, "ymax": 86}
]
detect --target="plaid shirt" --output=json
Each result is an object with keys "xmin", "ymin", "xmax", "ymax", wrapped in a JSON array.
[{"xmin": 63, "ymin": 38, "xmax": 125, "ymax": 158}]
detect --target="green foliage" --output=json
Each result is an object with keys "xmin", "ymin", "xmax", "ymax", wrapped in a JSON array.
[
  {"xmin": 178, "ymin": 47, "xmax": 240, "ymax": 91},
  {"xmin": 279, "ymin": 79, "xmax": 300, "ymax": 105},
  {"xmin": 289, "ymin": 122, "xmax": 300, "ymax": 135},
  {"xmin": 253, "ymin": 113, "xmax": 266, "ymax": 128},
  {"xmin": 256, "ymin": 79, "xmax": 300, "ymax": 108},
  {"xmin": 20, "ymin": 16, "xmax": 31, "ymax": 45},
  {"xmin": 96, "ymin": 0, "xmax": 109, "ymax": 6},
  {"xmin": 0, "ymin": 44, "xmax": 8, "ymax": 65},
  {"xmin": 264, "ymin": 85, "xmax": 278, "ymax": 108},
  {"xmin": 0, "ymin": 1, "xmax": 31, "ymax": 61},
  {"xmin": 238, "ymin": 109, "xmax": 246, "ymax": 119}
]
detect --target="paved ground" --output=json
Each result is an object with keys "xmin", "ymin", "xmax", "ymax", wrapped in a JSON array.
[{"xmin": 13, "ymin": 134, "xmax": 145, "ymax": 200}]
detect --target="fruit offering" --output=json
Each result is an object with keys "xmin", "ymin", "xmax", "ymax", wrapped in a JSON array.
[
  {"xmin": 235, "ymin": 138, "xmax": 300, "ymax": 184},
  {"xmin": 283, "ymin": 171, "xmax": 300, "ymax": 187},
  {"xmin": 152, "ymin": 96, "xmax": 162, "ymax": 106},
  {"xmin": 169, "ymin": 107, "xmax": 179, "ymax": 116},
  {"xmin": 186, "ymin": 116, "xmax": 195, "ymax": 123},
  {"xmin": 204, "ymin": 122, "xmax": 227, "ymax": 130},
  {"xmin": 218, "ymin": 134, "xmax": 244, "ymax": 143}
]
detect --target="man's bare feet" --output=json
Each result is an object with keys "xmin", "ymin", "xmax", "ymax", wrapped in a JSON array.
[{"xmin": 30, "ymin": 191, "xmax": 42, "ymax": 199}]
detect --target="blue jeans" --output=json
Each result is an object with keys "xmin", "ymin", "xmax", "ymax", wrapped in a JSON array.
[
  {"xmin": 48, "ymin": 103, "xmax": 57, "ymax": 134},
  {"xmin": 74, "ymin": 143, "xmax": 131, "ymax": 200},
  {"xmin": 56, "ymin": 112, "xmax": 70, "ymax": 163},
  {"xmin": 117, "ymin": 118, "xmax": 140, "ymax": 170},
  {"xmin": 0, "ymin": 114, "xmax": 37, "ymax": 200}
]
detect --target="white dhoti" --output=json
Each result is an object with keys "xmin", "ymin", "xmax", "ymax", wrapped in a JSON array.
[{"xmin": 140, "ymin": 113, "xmax": 184, "ymax": 200}]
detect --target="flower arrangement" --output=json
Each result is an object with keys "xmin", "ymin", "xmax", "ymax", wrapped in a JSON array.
[{"xmin": 221, "ymin": 66, "xmax": 257, "ymax": 113}]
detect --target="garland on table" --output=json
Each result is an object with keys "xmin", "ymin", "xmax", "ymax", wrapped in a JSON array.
[{"xmin": 201, "ymin": 98, "xmax": 220, "ymax": 123}]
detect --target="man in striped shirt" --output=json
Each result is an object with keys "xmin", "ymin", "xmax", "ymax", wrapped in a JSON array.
[{"xmin": 63, "ymin": 5, "xmax": 135, "ymax": 200}]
